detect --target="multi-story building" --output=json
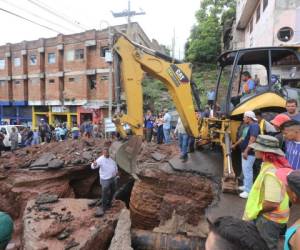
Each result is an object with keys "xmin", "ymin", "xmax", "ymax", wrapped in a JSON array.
[
  {"xmin": 0, "ymin": 23, "xmax": 155, "ymax": 128},
  {"xmin": 229, "ymin": 0, "xmax": 300, "ymax": 49}
]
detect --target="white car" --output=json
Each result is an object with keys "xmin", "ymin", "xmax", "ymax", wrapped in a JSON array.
[{"xmin": 0, "ymin": 125, "xmax": 24, "ymax": 148}]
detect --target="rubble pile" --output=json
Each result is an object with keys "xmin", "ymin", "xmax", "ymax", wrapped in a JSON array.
[
  {"xmin": 23, "ymin": 195, "xmax": 125, "ymax": 250},
  {"xmin": 0, "ymin": 139, "xmax": 111, "ymax": 241}
]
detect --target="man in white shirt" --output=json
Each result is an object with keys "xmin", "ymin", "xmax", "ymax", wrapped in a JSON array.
[{"xmin": 91, "ymin": 147, "xmax": 118, "ymax": 216}]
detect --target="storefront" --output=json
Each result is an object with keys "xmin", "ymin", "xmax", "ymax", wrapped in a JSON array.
[
  {"xmin": 0, "ymin": 105, "xmax": 32, "ymax": 126},
  {"xmin": 77, "ymin": 106, "xmax": 107, "ymax": 125},
  {"xmin": 32, "ymin": 106, "xmax": 78, "ymax": 128}
]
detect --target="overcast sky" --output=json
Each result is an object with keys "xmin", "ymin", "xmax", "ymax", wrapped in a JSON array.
[{"xmin": 0, "ymin": 0, "xmax": 200, "ymax": 59}]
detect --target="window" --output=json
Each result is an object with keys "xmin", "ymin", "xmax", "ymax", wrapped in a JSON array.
[
  {"xmin": 0, "ymin": 59, "xmax": 5, "ymax": 69},
  {"xmin": 48, "ymin": 79, "xmax": 55, "ymax": 83},
  {"xmin": 14, "ymin": 57, "xmax": 21, "ymax": 67},
  {"xmin": 48, "ymin": 53, "xmax": 56, "ymax": 64},
  {"xmin": 66, "ymin": 50, "xmax": 75, "ymax": 61},
  {"xmin": 68, "ymin": 76, "xmax": 79, "ymax": 83},
  {"xmin": 277, "ymin": 27, "xmax": 294, "ymax": 42},
  {"xmin": 263, "ymin": 0, "xmax": 268, "ymax": 11},
  {"xmin": 29, "ymin": 55, "xmax": 37, "ymax": 65},
  {"xmin": 30, "ymin": 78, "xmax": 39, "ymax": 84},
  {"xmin": 249, "ymin": 18, "xmax": 253, "ymax": 33},
  {"xmin": 89, "ymin": 75, "xmax": 96, "ymax": 89},
  {"xmin": 100, "ymin": 46, "xmax": 109, "ymax": 57},
  {"xmin": 75, "ymin": 49, "xmax": 84, "ymax": 60},
  {"xmin": 256, "ymin": 3, "xmax": 261, "ymax": 23},
  {"xmin": 14, "ymin": 80, "xmax": 20, "ymax": 84}
]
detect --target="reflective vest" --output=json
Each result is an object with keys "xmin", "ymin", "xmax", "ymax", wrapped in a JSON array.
[{"xmin": 243, "ymin": 162, "xmax": 290, "ymax": 224}]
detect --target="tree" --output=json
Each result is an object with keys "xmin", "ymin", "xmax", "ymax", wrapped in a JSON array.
[{"xmin": 185, "ymin": 0, "xmax": 236, "ymax": 64}]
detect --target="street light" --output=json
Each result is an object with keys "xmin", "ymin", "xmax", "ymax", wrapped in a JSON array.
[{"xmin": 99, "ymin": 20, "xmax": 113, "ymax": 120}]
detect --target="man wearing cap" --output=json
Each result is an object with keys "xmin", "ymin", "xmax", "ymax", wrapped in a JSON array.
[
  {"xmin": 91, "ymin": 147, "xmax": 118, "ymax": 217},
  {"xmin": 243, "ymin": 135, "xmax": 291, "ymax": 250},
  {"xmin": 276, "ymin": 168, "xmax": 300, "ymax": 250},
  {"xmin": 239, "ymin": 111, "xmax": 260, "ymax": 199},
  {"xmin": 282, "ymin": 120, "xmax": 300, "ymax": 170}
]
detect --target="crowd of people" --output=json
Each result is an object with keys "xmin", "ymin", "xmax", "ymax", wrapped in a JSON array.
[{"xmin": 0, "ymin": 119, "xmax": 105, "ymax": 154}]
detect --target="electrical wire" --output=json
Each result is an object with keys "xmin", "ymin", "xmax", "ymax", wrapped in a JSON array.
[
  {"xmin": 0, "ymin": 7, "xmax": 62, "ymax": 34},
  {"xmin": 0, "ymin": 0, "xmax": 78, "ymax": 33},
  {"xmin": 27, "ymin": 0, "xmax": 90, "ymax": 31}
]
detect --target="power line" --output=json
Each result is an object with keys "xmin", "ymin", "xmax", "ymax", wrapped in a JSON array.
[
  {"xmin": 0, "ymin": 0, "xmax": 77, "ymax": 33},
  {"xmin": 0, "ymin": 7, "xmax": 62, "ymax": 34},
  {"xmin": 27, "ymin": 0, "xmax": 90, "ymax": 31}
]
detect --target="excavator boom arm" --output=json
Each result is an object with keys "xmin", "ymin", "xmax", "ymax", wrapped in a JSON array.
[{"xmin": 113, "ymin": 35, "xmax": 199, "ymax": 138}]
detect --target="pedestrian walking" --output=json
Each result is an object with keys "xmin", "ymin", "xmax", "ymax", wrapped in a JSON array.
[
  {"xmin": 276, "ymin": 168, "xmax": 300, "ymax": 250},
  {"xmin": 31, "ymin": 128, "xmax": 40, "ymax": 145},
  {"xmin": 38, "ymin": 119, "xmax": 50, "ymax": 143},
  {"xmin": 162, "ymin": 108, "xmax": 171, "ymax": 144},
  {"xmin": 243, "ymin": 135, "xmax": 291, "ymax": 250},
  {"xmin": 239, "ymin": 111, "xmax": 260, "ymax": 198},
  {"xmin": 9, "ymin": 127, "xmax": 18, "ymax": 152},
  {"xmin": 71, "ymin": 123, "xmax": 80, "ymax": 140},
  {"xmin": 91, "ymin": 148, "xmax": 118, "ymax": 217},
  {"xmin": 144, "ymin": 110, "xmax": 154, "ymax": 142},
  {"xmin": 174, "ymin": 117, "xmax": 189, "ymax": 162},
  {"xmin": 155, "ymin": 112, "xmax": 164, "ymax": 144},
  {"xmin": 25, "ymin": 127, "xmax": 33, "ymax": 146}
]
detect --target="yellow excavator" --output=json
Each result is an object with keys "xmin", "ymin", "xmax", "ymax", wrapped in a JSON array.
[{"xmin": 111, "ymin": 32, "xmax": 300, "ymax": 192}]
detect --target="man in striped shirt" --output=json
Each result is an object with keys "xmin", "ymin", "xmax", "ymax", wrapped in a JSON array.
[{"xmin": 282, "ymin": 120, "xmax": 300, "ymax": 170}]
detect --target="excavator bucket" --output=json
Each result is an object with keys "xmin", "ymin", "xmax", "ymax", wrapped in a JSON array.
[
  {"xmin": 110, "ymin": 136, "xmax": 143, "ymax": 177},
  {"xmin": 221, "ymin": 133, "xmax": 238, "ymax": 193}
]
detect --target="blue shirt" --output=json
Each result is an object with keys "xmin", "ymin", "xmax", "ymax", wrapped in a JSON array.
[
  {"xmin": 163, "ymin": 113, "xmax": 171, "ymax": 130},
  {"xmin": 144, "ymin": 116, "xmax": 154, "ymax": 129},
  {"xmin": 285, "ymin": 141, "xmax": 300, "ymax": 170},
  {"xmin": 207, "ymin": 90, "xmax": 216, "ymax": 101},
  {"xmin": 284, "ymin": 112, "xmax": 300, "ymax": 122},
  {"xmin": 240, "ymin": 123, "xmax": 260, "ymax": 154}
]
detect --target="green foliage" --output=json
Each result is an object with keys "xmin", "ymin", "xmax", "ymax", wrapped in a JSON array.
[
  {"xmin": 142, "ymin": 77, "xmax": 174, "ymax": 113},
  {"xmin": 185, "ymin": 0, "xmax": 236, "ymax": 64}
]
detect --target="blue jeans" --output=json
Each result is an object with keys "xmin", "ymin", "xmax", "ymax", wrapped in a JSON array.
[
  {"xmin": 242, "ymin": 154, "xmax": 256, "ymax": 193},
  {"xmin": 163, "ymin": 128, "xmax": 171, "ymax": 144},
  {"xmin": 179, "ymin": 133, "xmax": 189, "ymax": 157}
]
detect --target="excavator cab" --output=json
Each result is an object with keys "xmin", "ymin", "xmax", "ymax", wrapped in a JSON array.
[{"xmin": 213, "ymin": 47, "xmax": 300, "ymax": 186}]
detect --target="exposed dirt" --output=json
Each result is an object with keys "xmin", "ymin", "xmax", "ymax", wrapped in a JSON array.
[
  {"xmin": 23, "ymin": 197, "xmax": 125, "ymax": 250},
  {"xmin": 130, "ymin": 166, "xmax": 214, "ymax": 237},
  {"xmin": 0, "ymin": 139, "xmax": 114, "ymax": 245}
]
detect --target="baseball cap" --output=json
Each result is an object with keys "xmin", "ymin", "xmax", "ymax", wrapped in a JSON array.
[
  {"xmin": 244, "ymin": 111, "xmax": 257, "ymax": 121},
  {"xmin": 276, "ymin": 169, "xmax": 300, "ymax": 198},
  {"xmin": 271, "ymin": 114, "xmax": 290, "ymax": 128}
]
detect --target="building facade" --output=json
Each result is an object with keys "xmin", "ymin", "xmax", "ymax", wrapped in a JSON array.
[
  {"xmin": 231, "ymin": 0, "xmax": 300, "ymax": 49},
  {"xmin": 0, "ymin": 23, "xmax": 155, "ymax": 128}
]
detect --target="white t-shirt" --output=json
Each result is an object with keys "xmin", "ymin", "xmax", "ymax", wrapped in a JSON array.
[{"xmin": 91, "ymin": 155, "xmax": 118, "ymax": 180}]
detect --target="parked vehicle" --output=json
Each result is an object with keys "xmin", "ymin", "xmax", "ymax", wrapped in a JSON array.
[{"xmin": 0, "ymin": 125, "xmax": 24, "ymax": 148}]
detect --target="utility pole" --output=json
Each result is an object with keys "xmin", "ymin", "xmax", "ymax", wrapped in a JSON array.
[
  {"xmin": 100, "ymin": 20, "xmax": 113, "ymax": 119},
  {"xmin": 111, "ymin": 0, "xmax": 145, "ymax": 39}
]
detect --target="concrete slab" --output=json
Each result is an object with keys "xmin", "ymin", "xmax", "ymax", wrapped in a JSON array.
[{"xmin": 168, "ymin": 150, "xmax": 223, "ymax": 177}]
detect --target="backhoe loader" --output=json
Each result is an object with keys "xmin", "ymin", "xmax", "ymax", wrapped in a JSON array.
[{"xmin": 110, "ymin": 32, "xmax": 300, "ymax": 192}]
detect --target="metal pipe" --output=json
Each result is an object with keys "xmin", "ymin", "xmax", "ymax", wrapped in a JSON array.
[{"xmin": 131, "ymin": 229, "xmax": 205, "ymax": 250}]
